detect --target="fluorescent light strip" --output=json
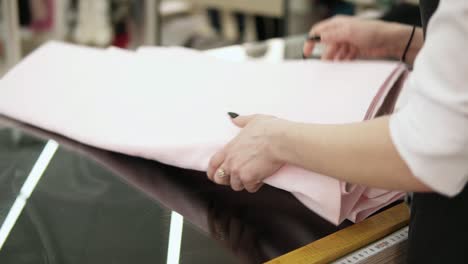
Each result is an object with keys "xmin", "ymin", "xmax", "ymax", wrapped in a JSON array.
[
  {"xmin": 0, "ymin": 140, "xmax": 59, "ymax": 250},
  {"xmin": 166, "ymin": 211, "xmax": 184, "ymax": 264}
]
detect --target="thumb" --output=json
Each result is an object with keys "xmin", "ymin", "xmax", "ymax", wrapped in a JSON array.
[{"xmin": 228, "ymin": 113, "xmax": 255, "ymax": 128}]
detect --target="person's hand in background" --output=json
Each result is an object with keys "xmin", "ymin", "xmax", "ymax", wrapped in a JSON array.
[{"xmin": 303, "ymin": 15, "xmax": 423, "ymax": 64}]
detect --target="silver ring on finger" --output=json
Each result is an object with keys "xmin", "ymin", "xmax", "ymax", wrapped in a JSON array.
[{"xmin": 215, "ymin": 168, "xmax": 229, "ymax": 178}]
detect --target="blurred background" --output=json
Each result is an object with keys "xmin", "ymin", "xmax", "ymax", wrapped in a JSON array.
[{"xmin": 0, "ymin": 0, "xmax": 420, "ymax": 75}]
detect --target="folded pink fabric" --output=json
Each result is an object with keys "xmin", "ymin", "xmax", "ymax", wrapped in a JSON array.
[{"xmin": 0, "ymin": 42, "xmax": 406, "ymax": 224}]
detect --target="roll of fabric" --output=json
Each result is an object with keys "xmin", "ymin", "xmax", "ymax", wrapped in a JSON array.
[{"xmin": 0, "ymin": 42, "xmax": 406, "ymax": 224}]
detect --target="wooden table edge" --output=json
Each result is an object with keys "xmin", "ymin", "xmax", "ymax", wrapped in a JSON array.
[{"xmin": 266, "ymin": 203, "xmax": 410, "ymax": 264}]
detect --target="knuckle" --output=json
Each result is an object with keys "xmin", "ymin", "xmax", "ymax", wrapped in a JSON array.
[
  {"xmin": 335, "ymin": 14, "xmax": 348, "ymax": 20},
  {"xmin": 231, "ymin": 168, "xmax": 241, "ymax": 177},
  {"xmin": 333, "ymin": 16, "xmax": 343, "ymax": 22},
  {"xmin": 210, "ymin": 151, "xmax": 223, "ymax": 166},
  {"xmin": 232, "ymin": 182, "xmax": 243, "ymax": 191},
  {"xmin": 238, "ymin": 169, "xmax": 248, "ymax": 180},
  {"xmin": 208, "ymin": 158, "xmax": 218, "ymax": 169},
  {"xmin": 240, "ymin": 172, "xmax": 256, "ymax": 184},
  {"xmin": 225, "ymin": 155, "xmax": 234, "ymax": 166}
]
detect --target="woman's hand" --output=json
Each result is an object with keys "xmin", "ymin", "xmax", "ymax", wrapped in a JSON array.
[
  {"xmin": 207, "ymin": 114, "xmax": 430, "ymax": 193},
  {"xmin": 207, "ymin": 114, "xmax": 287, "ymax": 193},
  {"xmin": 303, "ymin": 15, "xmax": 420, "ymax": 62}
]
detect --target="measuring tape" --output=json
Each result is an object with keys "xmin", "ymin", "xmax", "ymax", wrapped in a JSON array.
[{"xmin": 332, "ymin": 226, "xmax": 409, "ymax": 264}]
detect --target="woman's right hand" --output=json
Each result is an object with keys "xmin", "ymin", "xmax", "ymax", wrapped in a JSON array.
[{"xmin": 303, "ymin": 15, "xmax": 414, "ymax": 61}]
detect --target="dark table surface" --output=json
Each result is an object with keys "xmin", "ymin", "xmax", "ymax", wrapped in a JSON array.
[
  {"xmin": 0, "ymin": 37, "xmax": 350, "ymax": 264},
  {"xmin": 0, "ymin": 115, "xmax": 352, "ymax": 264}
]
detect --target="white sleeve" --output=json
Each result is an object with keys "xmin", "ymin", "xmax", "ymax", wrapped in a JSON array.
[{"xmin": 390, "ymin": 0, "xmax": 468, "ymax": 197}]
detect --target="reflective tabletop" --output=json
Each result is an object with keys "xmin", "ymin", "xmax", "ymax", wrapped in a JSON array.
[
  {"xmin": 0, "ymin": 37, "xmax": 350, "ymax": 264},
  {"xmin": 0, "ymin": 116, "xmax": 352, "ymax": 264}
]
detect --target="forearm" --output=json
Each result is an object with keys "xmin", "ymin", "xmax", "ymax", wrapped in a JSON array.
[
  {"xmin": 386, "ymin": 23, "xmax": 424, "ymax": 65},
  {"xmin": 271, "ymin": 116, "xmax": 431, "ymax": 192}
]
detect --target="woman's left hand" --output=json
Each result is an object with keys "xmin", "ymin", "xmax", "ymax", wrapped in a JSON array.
[{"xmin": 207, "ymin": 114, "xmax": 287, "ymax": 193}]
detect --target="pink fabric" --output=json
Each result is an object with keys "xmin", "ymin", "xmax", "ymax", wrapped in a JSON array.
[{"xmin": 0, "ymin": 42, "xmax": 406, "ymax": 224}]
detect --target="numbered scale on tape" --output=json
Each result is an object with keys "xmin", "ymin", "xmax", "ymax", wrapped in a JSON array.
[{"xmin": 332, "ymin": 226, "xmax": 409, "ymax": 264}]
